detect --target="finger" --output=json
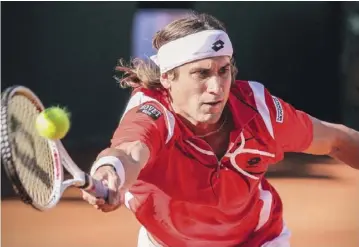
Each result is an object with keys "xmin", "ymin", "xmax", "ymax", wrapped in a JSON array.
[
  {"xmin": 95, "ymin": 190, "xmax": 124, "ymax": 213},
  {"xmin": 94, "ymin": 204, "xmax": 105, "ymax": 210},
  {"xmin": 101, "ymin": 207, "xmax": 115, "ymax": 213},
  {"xmin": 107, "ymin": 171, "xmax": 119, "ymax": 205},
  {"xmin": 92, "ymin": 167, "xmax": 109, "ymax": 181},
  {"xmin": 82, "ymin": 192, "xmax": 106, "ymax": 206},
  {"xmin": 95, "ymin": 203, "xmax": 112, "ymax": 211},
  {"xmin": 102, "ymin": 180, "xmax": 109, "ymax": 187},
  {"xmin": 98, "ymin": 203, "xmax": 121, "ymax": 213},
  {"xmin": 96, "ymin": 198, "xmax": 106, "ymax": 205},
  {"xmin": 82, "ymin": 191, "xmax": 95, "ymax": 203},
  {"xmin": 99, "ymin": 205, "xmax": 113, "ymax": 212},
  {"xmin": 119, "ymin": 188, "xmax": 126, "ymax": 205}
]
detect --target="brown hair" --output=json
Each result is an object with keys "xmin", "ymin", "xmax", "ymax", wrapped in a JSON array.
[{"xmin": 114, "ymin": 12, "xmax": 238, "ymax": 89}]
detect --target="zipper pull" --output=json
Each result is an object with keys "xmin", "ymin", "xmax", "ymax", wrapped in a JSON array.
[{"xmin": 216, "ymin": 162, "xmax": 221, "ymax": 178}]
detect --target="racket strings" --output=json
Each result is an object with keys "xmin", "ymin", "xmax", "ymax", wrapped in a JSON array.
[{"xmin": 8, "ymin": 95, "xmax": 55, "ymax": 206}]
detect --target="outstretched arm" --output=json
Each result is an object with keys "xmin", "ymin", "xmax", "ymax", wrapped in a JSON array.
[
  {"xmin": 93, "ymin": 140, "xmax": 151, "ymax": 190},
  {"xmin": 257, "ymin": 81, "xmax": 359, "ymax": 170},
  {"xmin": 82, "ymin": 100, "xmax": 169, "ymax": 212},
  {"xmin": 304, "ymin": 117, "xmax": 359, "ymax": 170}
]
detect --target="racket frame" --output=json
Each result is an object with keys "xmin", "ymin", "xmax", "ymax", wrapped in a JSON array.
[{"xmin": 1, "ymin": 86, "xmax": 105, "ymax": 211}]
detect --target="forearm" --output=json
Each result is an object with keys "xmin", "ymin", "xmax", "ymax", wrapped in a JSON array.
[
  {"xmin": 91, "ymin": 141, "xmax": 150, "ymax": 189},
  {"xmin": 329, "ymin": 125, "xmax": 359, "ymax": 170}
]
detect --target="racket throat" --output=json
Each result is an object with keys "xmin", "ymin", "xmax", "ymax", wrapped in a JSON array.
[
  {"xmin": 77, "ymin": 173, "xmax": 91, "ymax": 189},
  {"xmin": 62, "ymin": 177, "xmax": 87, "ymax": 190},
  {"xmin": 75, "ymin": 173, "xmax": 98, "ymax": 194}
]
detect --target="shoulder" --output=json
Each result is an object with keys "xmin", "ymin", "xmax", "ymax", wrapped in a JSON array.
[
  {"xmin": 230, "ymin": 80, "xmax": 279, "ymax": 136},
  {"xmin": 230, "ymin": 80, "xmax": 272, "ymax": 113},
  {"xmin": 231, "ymin": 80, "xmax": 277, "ymax": 108},
  {"xmin": 231, "ymin": 80, "xmax": 266, "ymax": 97},
  {"xmin": 122, "ymin": 88, "xmax": 171, "ymax": 119},
  {"xmin": 120, "ymin": 88, "xmax": 176, "ymax": 144}
]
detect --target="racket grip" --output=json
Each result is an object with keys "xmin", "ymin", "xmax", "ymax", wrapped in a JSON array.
[{"xmin": 83, "ymin": 175, "xmax": 109, "ymax": 201}]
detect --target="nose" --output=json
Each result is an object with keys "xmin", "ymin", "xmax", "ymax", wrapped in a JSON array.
[{"xmin": 206, "ymin": 76, "xmax": 222, "ymax": 95}]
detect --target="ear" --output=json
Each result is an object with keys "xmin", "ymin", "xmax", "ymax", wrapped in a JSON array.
[{"xmin": 160, "ymin": 73, "xmax": 171, "ymax": 89}]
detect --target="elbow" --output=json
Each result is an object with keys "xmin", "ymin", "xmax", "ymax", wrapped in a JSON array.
[
  {"xmin": 327, "ymin": 124, "xmax": 355, "ymax": 157},
  {"xmin": 328, "ymin": 124, "xmax": 346, "ymax": 154}
]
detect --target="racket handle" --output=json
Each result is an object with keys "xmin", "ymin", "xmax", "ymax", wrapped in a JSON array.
[{"xmin": 82, "ymin": 174, "xmax": 109, "ymax": 201}]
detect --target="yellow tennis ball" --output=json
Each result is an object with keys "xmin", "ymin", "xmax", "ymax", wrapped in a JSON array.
[{"xmin": 35, "ymin": 106, "xmax": 70, "ymax": 140}]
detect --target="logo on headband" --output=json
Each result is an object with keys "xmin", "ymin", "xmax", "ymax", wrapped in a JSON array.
[{"xmin": 212, "ymin": 40, "xmax": 224, "ymax": 52}]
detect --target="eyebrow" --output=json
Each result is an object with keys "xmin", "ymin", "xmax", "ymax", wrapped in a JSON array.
[
  {"xmin": 189, "ymin": 62, "xmax": 231, "ymax": 72},
  {"xmin": 220, "ymin": 63, "xmax": 231, "ymax": 69}
]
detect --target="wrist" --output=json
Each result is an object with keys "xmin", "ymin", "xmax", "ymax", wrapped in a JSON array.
[
  {"xmin": 95, "ymin": 165, "xmax": 116, "ymax": 172},
  {"xmin": 90, "ymin": 156, "xmax": 126, "ymax": 188}
]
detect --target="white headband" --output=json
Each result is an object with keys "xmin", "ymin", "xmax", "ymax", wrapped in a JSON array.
[{"xmin": 150, "ymin": 30, "xmax": 233, "ymax": 74}]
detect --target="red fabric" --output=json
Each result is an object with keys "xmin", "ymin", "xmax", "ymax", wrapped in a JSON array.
[
  {"xmin": 109, "ymin": 80, "xmax": 313, "ymax": 247},
  {"xmin": 111, "ymin": 101, "xmax": 168, "ymax": 164},
  {"xmin": 264, "ymin": 90, "xmax": 313, "ymax": 152}
]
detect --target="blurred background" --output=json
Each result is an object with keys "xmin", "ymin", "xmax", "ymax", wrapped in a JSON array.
[{"xmin": 1, "ymin": 2, "xmax": 359, "ymax": 247}]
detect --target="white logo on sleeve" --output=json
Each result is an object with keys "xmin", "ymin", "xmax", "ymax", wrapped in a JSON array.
[
  {"xmin": 137, "ymin": 104, "xmax": 162, "ymax": 120},
  {"xmin": 272, "ymin": 96, "xmax": 284, "ymax": 123}
]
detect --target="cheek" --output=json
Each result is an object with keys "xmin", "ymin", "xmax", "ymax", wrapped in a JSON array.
[
  {"xmin": 224, "ymin": 76, "xmax": 232, "ymax": 92},
  {"xmin": 172, "ymin": 79, "xmax": 204, "ymax": 103},
  {"xmin": 181, "ymin": 88, "xmax": 203, "ymax": 109}
]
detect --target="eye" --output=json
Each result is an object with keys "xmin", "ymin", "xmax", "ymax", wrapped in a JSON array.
[
  {"xmin": 219, "ymin": 66, "xmax": 230, "ymax": 76},
  {"xmin": 194, "ymin": 69, "xmax": 210, "ymax": 79}
]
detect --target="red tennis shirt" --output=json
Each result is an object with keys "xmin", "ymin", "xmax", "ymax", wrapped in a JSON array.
[{"xmin": 111, "ymin": 80, "xmax": 313, "ymax": 247}]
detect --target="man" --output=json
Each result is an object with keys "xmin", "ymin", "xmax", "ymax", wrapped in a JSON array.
[{"xmin": 82, "ymin": 13, "xmax": 359, "ymax": 247}]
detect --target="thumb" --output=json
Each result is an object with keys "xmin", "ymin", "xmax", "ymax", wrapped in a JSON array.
[
  {"xmin": 107, "ymin": 171, "xmax": 120, "ymax": 205},
  {"xmin": 92, "ymin": 168, "xmax": 108, "ymax": 181},
  {"xmin": 82, "ymin": 168, "xmax": 106, "ymax": 198}
]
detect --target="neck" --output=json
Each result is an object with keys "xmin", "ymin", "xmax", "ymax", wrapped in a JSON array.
[{"xmin": 175, "ymin": 109, "xmax": 228, "ymax": 137}]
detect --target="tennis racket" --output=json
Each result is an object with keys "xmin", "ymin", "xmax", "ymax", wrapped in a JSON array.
[{"xmin": 1, "ymin": 85, "xmax": 109, "ymax": 211}]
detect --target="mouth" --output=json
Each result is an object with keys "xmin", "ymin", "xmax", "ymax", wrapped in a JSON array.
[
  {"xmin": 203, "ymin": 100, "xmax": 223, "ymax": 108},
  {"xmin": 203, "ymin": 100, "xmax": 222, "ymax": 106}
]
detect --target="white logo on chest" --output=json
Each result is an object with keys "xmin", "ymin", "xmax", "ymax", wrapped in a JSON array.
[{"xmin": 224, "ymin": 132, "xmax": 275, "ymax": 180}]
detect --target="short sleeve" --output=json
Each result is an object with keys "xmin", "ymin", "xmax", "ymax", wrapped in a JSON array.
[
  {"xmin": 265, "ymin": 89, "xmax": 314, "ymax": 152},
  {"xmin": 110, "ymin": 101, "xmax": 168, "ymax": 159}
]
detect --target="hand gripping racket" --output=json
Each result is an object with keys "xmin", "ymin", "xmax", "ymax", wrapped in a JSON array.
[{"xmin": 1, "ymin": 85, "xmax": 109, "ymax": 211}]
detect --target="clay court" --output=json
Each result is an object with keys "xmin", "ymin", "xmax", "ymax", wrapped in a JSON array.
[{"xmin": 2, "ymin": 156, "xmax": 359, "ymax": 247}]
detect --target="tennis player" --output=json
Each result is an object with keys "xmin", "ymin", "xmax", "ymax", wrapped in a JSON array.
[{"xmin": 82, "ymin": 13, "xmax": 359, "ymax": 247}]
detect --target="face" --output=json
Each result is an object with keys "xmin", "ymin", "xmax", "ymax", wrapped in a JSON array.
[{"xmin": 161, "ymin": 56, "xmax": 232, "ymax": 126}]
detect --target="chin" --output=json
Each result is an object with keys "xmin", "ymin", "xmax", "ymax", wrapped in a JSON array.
[{"xmin": 198, "ymin": 113, "xmax": 222, "ymax": 124}]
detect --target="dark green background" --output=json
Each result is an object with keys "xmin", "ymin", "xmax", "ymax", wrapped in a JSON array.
[
  {"xmin": 3, "ymin": 1, "xmax": 359, "ymax": 197},
  {"xmin": 0, "ymin": 2, "xmax": 349, "ymax": 149}
]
